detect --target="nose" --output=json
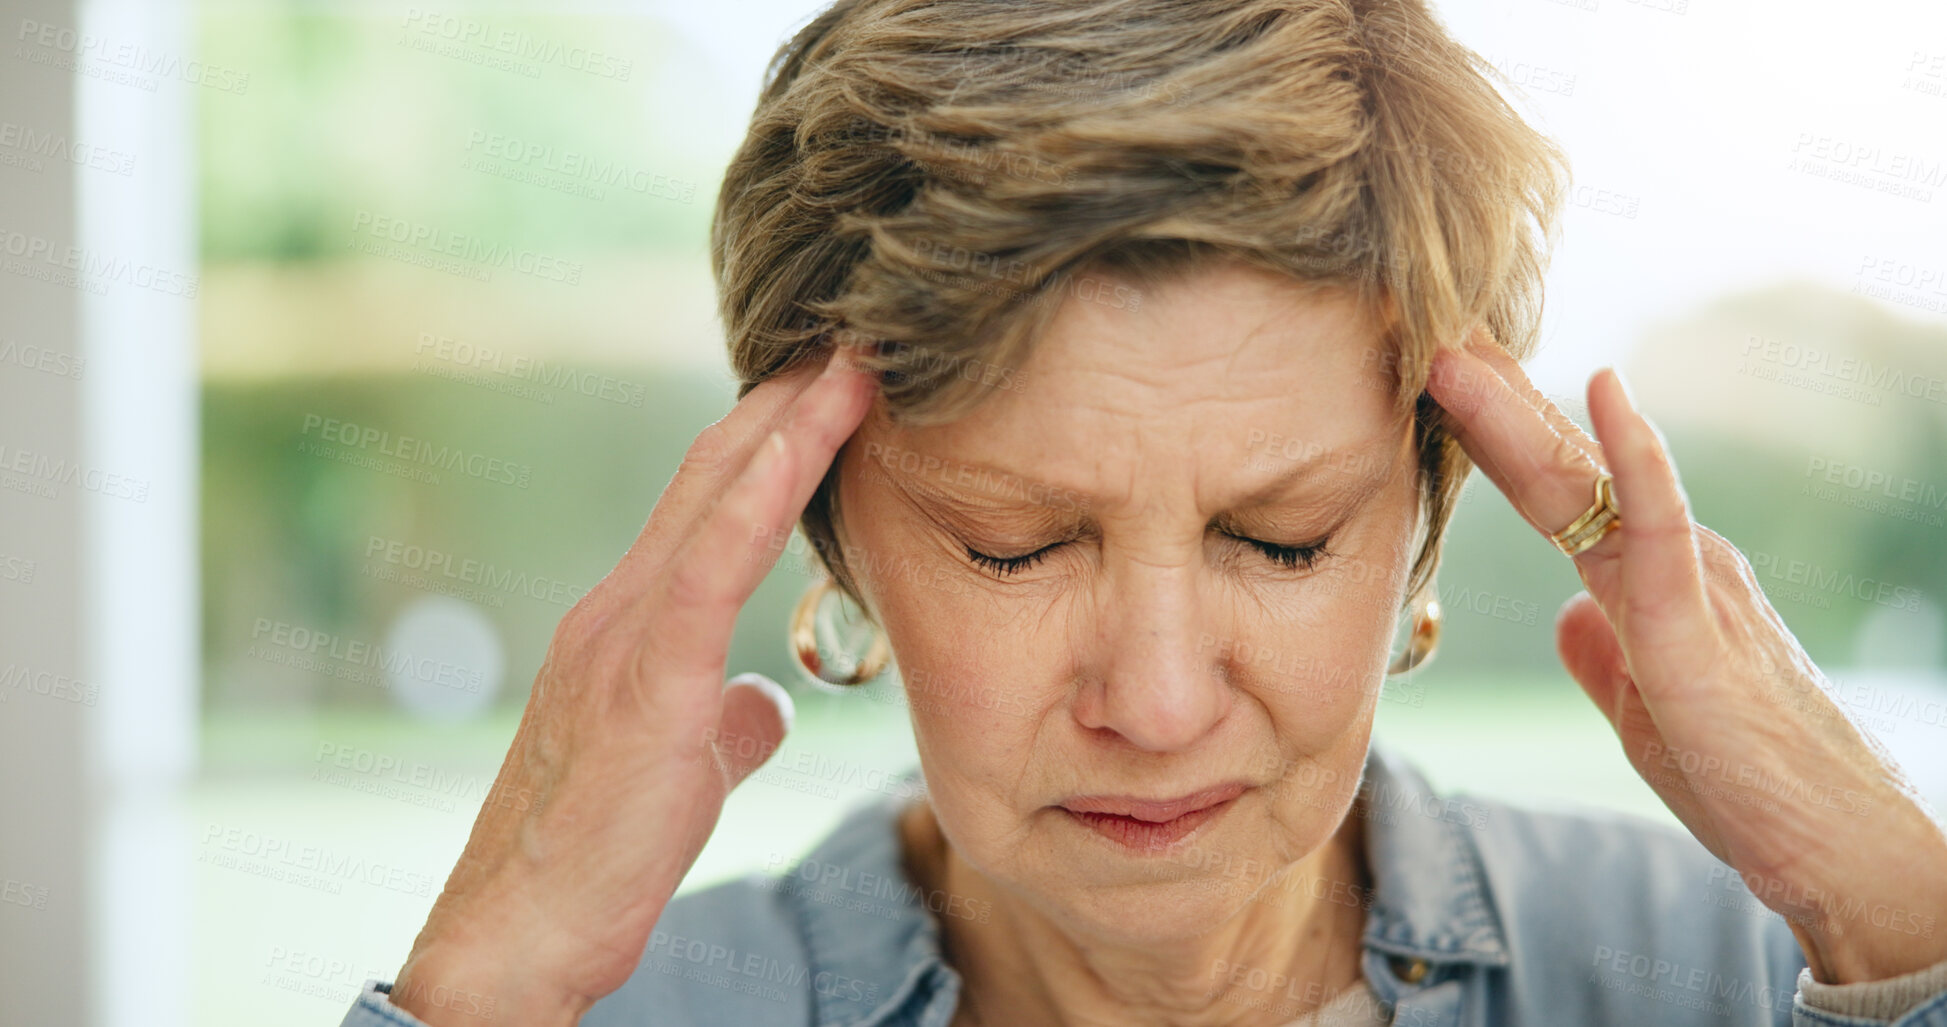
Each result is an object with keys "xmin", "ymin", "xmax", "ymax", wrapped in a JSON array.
[{"xmin": 1072, "ymin": 551, "xmax": 1232, "ymax": 752}]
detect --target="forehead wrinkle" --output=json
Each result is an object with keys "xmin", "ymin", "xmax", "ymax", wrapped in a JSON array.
[
  {"xmin": 1233, "ymin": 429, "xmax": 1410, "ymax": 512},
  {"xmin": 885, "ymin": 414, "xmax": 1399, "ymax": 530},
  {"xmin": 876, "ymin": 456, "xmax": 1079, "ymax": 538}
]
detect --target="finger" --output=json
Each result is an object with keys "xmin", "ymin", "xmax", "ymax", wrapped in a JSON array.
[
  {"xmin": 1556, "ymin": 590, "xmax": 1629, "ymax": 723},
  {"xmin": 612, "ymin": 353, "xmax": 834, "ymax": 589},
  {"xmin": 637, "ymin": 349, "xmax": 878, "ymax": 681},
  {"xmin": 1555, "ymin": 593, "xmax": 1681, "ymax": 797},
  {"xmin": 1462, "ymin": 328, "xmax": 1602, "ymax": 466},
  {"xmin": 1426, "ymin": 342, "xmax": 1618, "ymax": 559},
  {"xmin": 1585, "ymin": 368, "xmax": 1713, "ymax": 661},
  {"xmin": 716, "ymin": 672, "xmax": 793, "ymax": 787}
]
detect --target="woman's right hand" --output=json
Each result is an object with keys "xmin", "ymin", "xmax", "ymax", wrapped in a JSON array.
[{"xmin": 387, "ymin": 344, "xmax": 878, "ymax": 1026}]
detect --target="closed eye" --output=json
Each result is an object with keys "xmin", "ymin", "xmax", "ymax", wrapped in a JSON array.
[
  {"xmin": 967, "ymin": 533, "xmax": 1330, "ymax": 575},
  {"xmin": 1227, "ymin": 532, "xmax": 1330, "ymax": 571},
  {"xmin": 965, "ymin": 543, "xmax": 1059, "ymax": 576}
]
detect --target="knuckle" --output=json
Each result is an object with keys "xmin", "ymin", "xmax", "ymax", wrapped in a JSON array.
[
  {"xmin": 551, "ymin": 596, "xmax": 610, "ymax": 655},
  {"xmin": 1550, "ymin": 433, "xmax": 1593, "ymax": 473},
  {"xmin": 1696, "ymin": 525, "xmax": 1756, "ymax": 576},
  {"xmin": 680, "ymin": 420, "xmax": 736, "ymax": 474},
  {"xmin": 662, "ymin": 558, "xmax": 722, "ymax": 613},
  {"xmin": 1635, "ymin": 514, "xmax": 1694, "ymax": 545}
]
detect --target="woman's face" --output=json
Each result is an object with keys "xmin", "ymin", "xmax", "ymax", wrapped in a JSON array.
[{"xmin": 833, "ymin": 261, "xmax": 1425, "ymax": 944}]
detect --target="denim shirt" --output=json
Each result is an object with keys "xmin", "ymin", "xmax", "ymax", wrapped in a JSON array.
[{"xmin": 340, "ymin": 742, "xmax": 1947, "ymax": 1026}]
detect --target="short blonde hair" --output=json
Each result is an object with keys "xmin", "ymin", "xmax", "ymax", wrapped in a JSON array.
[{"xmin": 713, "ymin": 0, "xmax": 1567, "ymax": 616}]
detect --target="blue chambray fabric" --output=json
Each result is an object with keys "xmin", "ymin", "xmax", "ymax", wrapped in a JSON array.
[{"xmin": 339, "ymin": 742, "xmax": 1947, "ymax": 1027}]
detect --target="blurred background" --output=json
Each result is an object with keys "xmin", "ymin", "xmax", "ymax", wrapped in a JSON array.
[{"xmin": 2, "ymin": 0, "xmax": 1944, "ymax": 1023}]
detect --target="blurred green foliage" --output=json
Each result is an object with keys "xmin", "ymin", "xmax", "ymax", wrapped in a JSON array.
[
  {"xmin": 195, "ymin": 6, "xmax": 713, "ymax": 261},
  {"xmin": 200, "ymin": 367, "xmax": 818, "ymax": 713},
  {"xmin": 195, "ymin": 5, "xmax": 1947, "ymax": 769}
]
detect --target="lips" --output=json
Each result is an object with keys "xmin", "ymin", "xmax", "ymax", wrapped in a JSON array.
[{"xmin": 1057, "ymin": 782, "xmax": 1247, "ymax": 851}]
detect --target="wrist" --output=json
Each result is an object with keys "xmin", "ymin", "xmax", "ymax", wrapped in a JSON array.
[
  {"xmin": 392, "ymin": 875, "xmax": 599, "ymax": 1027},
  {"xmin": 1792, "ymin": 917, "xmax": 1947, "ymax": 986},
  {"xmin": 392, "ymin": 939, "xmax": 592, "ymax": 1027},
  {"xmin": 1787, "ymin": 838, "xmax": 1947, "ymax": 984}
]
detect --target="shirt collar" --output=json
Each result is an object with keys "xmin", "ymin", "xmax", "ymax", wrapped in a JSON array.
[
  {"xmin": 782, "ymin": 741, "xmax": 1509, "ymax": 1027},
  {"xmin": 1355, "ymin": 742, "xmax": 1511, "ymax": 967}
]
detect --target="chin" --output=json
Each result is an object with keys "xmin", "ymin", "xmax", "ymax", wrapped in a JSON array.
[
  {"xmin": 1010, "ymin": 802, "xmax": 1314, "ymax": 945},
  {"xmin": 1052, "ymin": 868, "xmax": 1268, "ymax": 946}
]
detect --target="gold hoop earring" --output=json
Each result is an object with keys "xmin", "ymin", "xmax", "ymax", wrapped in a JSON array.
[
  {"xmin": 1387, "ymin": 597, "xmax": 1442, "ymax": 676},
  {"xmin": 789, "ymin": 577, "xmax": 890, "ymax": 687}
]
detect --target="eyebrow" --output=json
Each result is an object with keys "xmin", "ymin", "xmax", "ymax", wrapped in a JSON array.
[
  {"xmin": 1231, "ymin": 443, "xmax": 1398, "ymax": 511},
  {"xmin": 875, "ymin": 439, "xmax": 1397, "ymax": 520}
]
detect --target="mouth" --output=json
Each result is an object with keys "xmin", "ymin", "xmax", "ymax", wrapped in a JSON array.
[{"xmin": 1056, "ymin": 782, "xmax": 1247, "ymax": 853}]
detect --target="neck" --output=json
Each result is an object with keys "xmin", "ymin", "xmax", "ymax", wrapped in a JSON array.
[{"xmin": 899, "ymin": 800, "xmax": 1372, "ymax": 1027}]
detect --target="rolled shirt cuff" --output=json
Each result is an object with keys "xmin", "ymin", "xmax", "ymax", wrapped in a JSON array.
[
  {"xmin": 338, "ymin": 980, "xmax": 432, "ymax": 1027},
  {"xmin": 1798, "ymin": 957, "xmax": 1947, "ymax": 1022}
]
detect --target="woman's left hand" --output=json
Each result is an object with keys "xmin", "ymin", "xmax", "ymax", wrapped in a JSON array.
[{"xmin": 1426, "ymin": 328, "xmax": 1947, "ymax": 985}]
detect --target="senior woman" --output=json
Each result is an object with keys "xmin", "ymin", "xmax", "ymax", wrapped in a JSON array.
[{"xmin": 339, "ymin": 1, "xmax": 1947, "ymax": 1025}]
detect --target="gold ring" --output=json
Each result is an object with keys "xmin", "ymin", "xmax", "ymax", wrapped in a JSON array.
[{"xmin": 1551, "ymin": 472, "xmax": 1620, "ymax": 557}]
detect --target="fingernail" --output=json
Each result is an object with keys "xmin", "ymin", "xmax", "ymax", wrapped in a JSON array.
[
  {"xmin": 818, "ymin": 344, "xmax": 847, "ymax": 379},
  {"xmin": 727, "ymin": 671, "xmax": 796, "ymax": 733},
  {"xmin": 746, "ymin": 430, "xmax": 787, "ymax": 478},
  {"xmin": 1606, "ymin": 367, "xmax": 1637, "ymax": 409}
]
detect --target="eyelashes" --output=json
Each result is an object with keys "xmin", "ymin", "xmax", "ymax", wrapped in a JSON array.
[
  {"xmin": 964, "ymin": 533, "xmax": 1331, "ymax": 578},
  {"xmin": 965, "ymin": 544, "xmax": 1056, "ymax": 577},
  {"xmin": 1237, "ymin": 535, "xmax": 1330, "ymax": 571}
]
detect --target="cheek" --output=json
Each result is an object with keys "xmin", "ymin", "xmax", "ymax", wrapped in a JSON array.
[
  {"xmin": 1230, "ymin": 528, "xmax": 1419, "ymax": 731},
  {"xmin": 886, "ymin": 605, "xmax": 1050, "ymax": 777}
]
